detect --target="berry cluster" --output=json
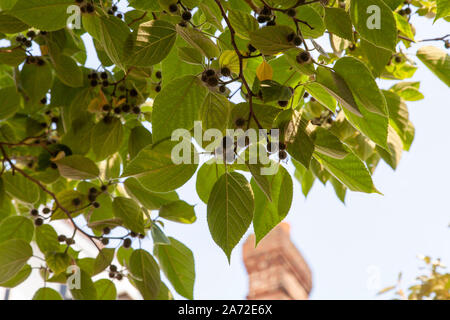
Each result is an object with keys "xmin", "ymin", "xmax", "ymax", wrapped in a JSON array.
[
  {"xmin": 25, "ymin": 56, "xmax": 46, "ymax": 66},
  {"xmin": 154, "ymin": 70, "xmax": 162, "ymax": 92},
  {"xmin": 108, "ymin": 265, "xmax": 123, "ymax": 281},
  {"xmin": 88, "ymin": 71, "xmax": 109, "ymax": 88},
  {"xmin": 15, "ymin": 30, "xmax": 36, "ymax": 48},
  {"xmin": 57, "ymin": 234, "xmax": 75, "ymax": 246},
  {"xmin": 107, "ymin": 4, "xmax": 123, "ymax": 19},
  {"xmin": 287, "ymin": 32, "xmax": 303, "ymax": 46},
  {"xmin": 257, "ymin": 6, "xmax": 275, "ymax": 26},
  {"xmin": 266, "ymin": 141, "xmax": 288, "ymax": 160},
  {"xmin": 398, "ymin": 0, "xmax": 412, "ymax": 16},
  {"xmin": 201, "ymin": 69, "xmax": 219, "ymax": 87},
  {"xmin": 75, "ymin": 0, "xmax": 95, "ymax": 14}
]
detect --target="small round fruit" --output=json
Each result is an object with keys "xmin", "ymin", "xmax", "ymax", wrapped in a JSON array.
[
  {"xmin": 103, "ymin": 227, "xmax": 111, "ymax": 235},
  {"xmin": 287, "ymin": 8, "xmax": 296, "ymax": 17},
  {"xmin": 279, "ymin": 150, "xmax": 288, "ymax": 160},
  {"xmin": 123, "ymin": 238, "xmax": 132, "ymax": 248},
  {"xmin": 296, "ymin": 51, "xmax": 311, "ymax": 64},
  {"xmin": 235, "ymin": 118, "xmax": 246, "ymax": 128},
  {"xmin": 182, "ymin": 11, "xmax": 192, "ymax": 21},
  {"xmin": 57, "ymin": 235, "xmax": 66, "ymax": 242},
  {"xmin": 101, "ymin": 238, "xmax": 109, "ymax": 245},
  {"xmin": 31, "ymin": 209, "xmax": 39, "ymax": 216},
  {"xmin": 34, "ymin": 218, "xmax": 44, "ymax": 226}
]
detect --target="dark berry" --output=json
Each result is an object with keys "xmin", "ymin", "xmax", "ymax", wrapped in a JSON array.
[
  {"xmin": 235, "ymin": 118, "xmax": 246, "ymax": 127},
  {"xmin": 90, "ymin": 79, "xmax": 98, "ymax": 87},
  {"xmin": 107, "ymin": 9, "xmax": 114, "ymax": 15},
  {"xmin": 50, "ymin": 163, "xmax": 58, "ymax": 169},
  {"xmin": 72, "ymin": 198, "xmax": 81, "ymax": 206},
  {"xmin": 395, "ymin": 56, "xmax": 402, "ymax": 63},
  {"xmin": 260, "ymin": 6, "xmax": 271, "ymax": 16},
  {"xmin": 205, "ymin": 69, "xmax": 216, "ymax": 77},
  {"xmin": 40, "ymin": 31, "xmax": 48, "ymax": 36},
  {"xmin": 109, "ymin": 272, "xmax": 115, "ymax": 278},
  {"xmin": 112, "ymin": 5, "xmax": 118, "ymax": 12},
  {"xmin": 101, "ymin": 185, "xmax": 108, "ymax": 192},
  {"xmin": 287, "ymin": 33, "xmax": 295, "ymax": 42},
  {"xmin": 123, "ymin": 238, "xmax": 132, "ymax": 248},
  {"xmin": 221, "ymin": 67, "xmax": 231, "ymax": 77},
  {"xmin": 279, "ymin": 150, "xmax": 288, "ymax": 160},
  {"xmin": 130, "ymin": 231, "xmax": 138, "ymax": 238},
  {"xmin": 116, "ymin": 13, "xmax": 123, "ymax": 19},
  {"xmin": 257, "ymin": 15, "xmax": 268, "ymax": 23},
  {"xmin": 103, "ymin": 227, "xmax": 111, "ymax": 235},
  {"xmin": 155, "ymin": 85, "xmax": 161, "ymax": 92},
  {"xmin": 109, "ymin": 264, "xmax": 117, "ymax": 272},
  {"xmin": 287, "ymin": 8, "xmax": 296, "ymax": 17},
  {"xmin": 16, "ymin": 35, "xmax": 24, "ymax": 42},
  {"xmin": 89, "ymin": 187, "xmax": 97, "ymax": 194},
  {"xmin": 102, "ymin": 80, "xmax": 109, "ymax": 87},
  {"xmin": 24, "ymin": 40, "xmax": 32, "ymax": 48},
  {"xmin": 57, "ymin": 235, "xmax": 66, "ymax": 242},
  {"xmin": 278, "ymin": 100, "xmax": 289, "ymax": 107},
  {"xmin": 40, "ymin": 97, "xmax": 47, "ymax": 105},
  {"xmin": 293, "ymin": 36, "xmax": 302, "ymax": 46},
  {"xmin": 116, "ymin": 274, "xmax": 123, "ymax": 281},
  {"xmin": 31, "ymin": 209, "xmax": 39, "ymax": 216},
  {"xmin": 34, "ymin": 218, "xmax": 44, "ymax": 226},
  {"xmin": 129, "ymin": 89, "xmax": 138, "ymax": 97},
  {"xmin": 207, "ymin": 76, "xmax": 219, "ymax": 87},
  {"xmin": 248, "ymin": 44, "xmax": 257, "ymax": 53},
  {"xmin": 219, "ymin": 85, "xmax": 226, "ymax": 93},
  {"xmin": 27, "ymin": 30, "xmax": 36, "ymax": 38},
  {"xmin": 296, "ymin": 51, "xmax": 311, "ymax": 63},
  {"xmin": 304, "ymin": 92, "xmax": 310, "ymax": 98},
  {"xmin": 66, "ymin": 238, "xmax": 75, "ymax": 245},
  {"xmin": 404, "ymin": 7, "xmax": 411, "ymax": 15},
  {"xmin": 51, "ymin": 117, "xmax": 59, "ymax": 123},
  {"xmin": 132, "ymin": 106, "xmax": 141, "ymax": 114},
  {"xmin": 169, "ymin": 3, "xmax": 178, "ymax": 13},
  {"xmin": 155, "ymin": 71, "xmax": 162, "ymax": 79},
  {"xmin": 88, "ymin": 193, "xmax": 96, "ymax": 202},
  {"xmin": 101, "ymin": 238, "xmax": 109, "ymax": 245},
  {"xmin": 122, "ymin": 104, "xmax": 131, "ymax": 113},
  {"xmin": 182, "ymin": 11, "xmax": 192, "ymax": 21},
  {"xmin": 42, "ymin": 207, "xmax": 51, "ymax": 214},
  {"xmin": 114, "ymin": 107, "xmax": 121, "ymax": 114},
  {"xmin": 279, "ymin": 142, "xmax": 287, "ymax": 150},
  {"xmin": 266, "ymin": 20, "xmax": 276, "ymax": 26},
  {"xmin": 37, "ymin": 58, "xmax": 45, "ymax": 66},
  {"xmin": 139, "ymin": 233, "xmax": 145, "ymax": 239},
  {"xmin": 86, "ymin": 3, "xmax": 94, "ymax": 13}
]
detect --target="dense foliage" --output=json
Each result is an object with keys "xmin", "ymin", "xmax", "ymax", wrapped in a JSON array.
[{"xmin": 0, "ymin": 0, "xmax": 448, "ymax": 300}]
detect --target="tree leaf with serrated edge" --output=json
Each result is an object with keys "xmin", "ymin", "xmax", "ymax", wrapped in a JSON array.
[
  {"xmin": 124, "ymin": 177, "xmax": 178, "ymax": 210},
  {"xmin": 176, "ymin": 24, "xmax": 219, "ymax": 59},
  {"xmin": 112, "ymin": 197, "xmax": 145, "ymax": 234},
  {"xmin": 152, "ymin": 75, "xmax": 207, "ymax": 143},
  {"xmin": 334, "ymin": 57, "xmax": 388, "ymax": 116},
  {"xmin": 0, "ymin": 264, "xmax": 31, "ymax": 288},
  {"xmin": 350, "ymin": 0, "xmax": 397, "ymax": 52},
  {"xmin": 292, "ymin": 159, "xmax": 315, "ymax": 197},
  {"xmin": 154, "ymin": 237, "xmax": 195, "ymax": 300},
  {"xmin": 94, "ymin": 279, "xmax": 117, "ymax": 300},
  {"xmin": 20, "ymin": 62, "xmax": 53, "ymax": 105},
  {"xmin": 2, "ymin": 172, "xmax": 39, "ymax": 204},
  {"xmin": 249, "ymin": 26, "xmax": 296, "ymax": 55},
  {"xmin": 129, "ymin": 249, "xmax": 160, "ymax": 300},
  {"xmin": 435, "ymin": 0, "xmax": 450, "ymax": 22},
  {"xmin": 417, "ymin": 46, "xmax": 450, "ymax": 87},
  {"xmin": 45, "ymin": 251, "xmax": 71, "ymax": 274},
  {"xmin": 55, "ymin": 155, "xmax": 99, "ymax": 180},
  {"xmin": 207, "ymin": 172, "xmax": 254, "ymax": 262},
  {"xmin": 0, "ymin": 87, "xmax": 20, "ymax": 120},
  {"xmin": 312, "ymin": 127, "xmax": 348, "ymax": 159},
  {"xmin": 35, "ymin": 224, "xmax": 60, "ymax": 254},
  {"xmin": 0, "ymin": 216, "xmax": 34, "ymax": 244},
  {"xmin": 159, "ymin": 200, "xmax": 196, "ymax": 224},
  {"xmin": 70, "ymin": 270, "xmax": 97, "ymax": 300},
  {"xmin": 32, "ymin": 287, "xmax": 63, "ymax": 300},
  {"xmin": 324, "ymin": 7, "xmax": 353, "ymax": 41},
  {"xmin": 93, "ymin": 248, "xmax": 115, "ymax": 275},
  {"xmin": 122, "ymin": 141, "xmax": 198, "ymax": 193},
  {"xmin": 130, "ymin": 20, "xmax": 176, "ymax": 67},
  {"xmin": 196, "ymin": 161, "xmax": 227, "ymax": 204},
  {"xmin": 314, "ymin": 151, "xmax": 380, "ymax": 194},
  {"xmin": 228, "ymin": 9, "xmax": 259, "ymax": 40},
  {"xmin": 10, "ymin": 0, "xmax": 74, "ymax": 31},
  {"xmin": 91, "ymin": 117, "xmax": 124, "ymax": 161},
  {"xmin": 0, "ymin": 239, "xmax": 32, "ymax": 283},
  {"xmin": 252, "ymin": 165, "xmax": 293, "ymax": 245}
]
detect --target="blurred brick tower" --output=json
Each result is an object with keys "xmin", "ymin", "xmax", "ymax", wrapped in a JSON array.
[{"xmin": 243, "ymin": 223, "xmax": 312, "ymax": 300}]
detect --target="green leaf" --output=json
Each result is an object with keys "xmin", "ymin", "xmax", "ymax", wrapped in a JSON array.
[
  {"xmin": 0, "ymin": 264, "xmax": 31, "ymax": 288},
  {"xmin": 249, "ymin": 26, "xmax": 296, "ymax": 55},
  {"xmin": 128, "ymin": 126, "xmax": 152, "ymax": 160},
  {"xmin": 159, "ymin": 200, "xmax": 196, "ymax": 224},
  {"xmin": 314, "ymin": 151, "xmax": 379, "ymax": 194},
  {"xmin": 196, "ymin": 162, "xmax": 227, "ymax": 204},
  {"xmin": 154, "ymin": 237, "xmax": 195, "ymax": 300},
  {"xmin": 0, "ymin": 46, "xmax": 27, "ymax": 66},
  {"xmin": 35, "ymin": 224, "xmax": 60, "ymax": 254},
  {"xmin": 324, "ymin": 7, "xmax": 353, "ymax": 41},
  {"xmin": 45, "ymin": 252, "xmax": 71, "ymax": 274},
  {"xmin": 55, "ymin": 155, "xmax": 99, "ymax": 180},
  {"xmin": 417, "ymin": 46, "xmax": 450, "ymax": 87},
  {"xmin": 156, "ymin": 281, "xmax": 174, "ymax": 300},
  {"xmin": 207, "ymin": 172, "xmax": 254, "ymax": 261},
  {"xmin": 129, "ymin": 249, "xmax": 160, "ymax": 300},
  {"xmin": 0, "ymin": 87, "xmax": 20, "ymax": 120},
  {"xmin": 330, "ymin": 176, "xmax": 347, "ymax": 204},
  {"xmin": 93, "ymin": 248, "xmax": 115, "ymax": 275},
  {"xmin": 10, "ymin": 0, "xmax": 74, "ymax": 31},
  {"xmin": 151, "ymin": 224, "xmax": 170, "ymax": 245},
  {"xmin": 176, "ymin": 24, "xmax": 220, "ymax": 59},
  {"xmin": 91, "ymin": 117, "xmax": 124, "ymax": 161},
  {"xmin": 124, "ymin": 177, "xmax": 178, "ymax": 210},
  {"xmin": 152, "ymin": 75, "xmax": 207, "ymax": 142},
  {"xmin": 20, "ymin": 62, "xmax": 53, "ymax": 105},
  {"xmin": 334, "ymin": 57, "xmax": 388, "ymax": 116},
  {"xmin": 70, "ymin": 270, "xmax": 97, "ymax": 300},
  {"xmin": 312, "ymin": 127, "xmax": 348, "ymax": 159},
  {"xmin": 252, "ymin": 165, "xmax": 293, "ymax": 245},
  {"xmin": 2, "ymin": 172, "xmax": 39, "ymax": 204},
  {"xmin": 350, "ymin": 0, "xmax": 397, "ymax": 51},
  {"xmin": 247, "ymin": 163, "xmax": 272, "ymax": 202},
  {"xmin": 360, "ymin": 39, "xmax": 392, "ymax": 77},
  {"xmin": 304, "ymin": 82, "xmax": 336, "ymax": 112},
  {"xmin": 199, "ymin": 91, "xmax": 231, "ymax": 134},
  {"xmin": 315, "ymin": 66, "xmax": 361, "ymax": 117},
  {"xmin": 295, "ymin": 5, "xmax": 325, "ymax": 38},
  {"xmin": 130, "ymin": 20, "xmax": 177, "ymax": 67},
  {"xmin": 32, "ymin": 287, "xmax": 63, "ymax": 300},
  {"xmin": 122, "ymin": 141, "xmax": 198, "ymax": 193},
  {"xmin": 178, "ymin": 46, "xmax": 204, "ymax": 65},
  {"xmin": 228, "ymin": 9, "xmax": 259, "ymax": 40},
  {"xmin": 292, "ymin": 159, "xmax": 315, "ymax": 197},
  {"xmin": 435, "ymin": 0, "xmax": 450, "ymax": 22},
  {"xmin": 0, "ymin": 216, "xmax": 34, "ymax": 244},
  {"xmin": 112, "ymin": 197, "xmax": 145, "ymax": 234},
  {"xmin": 94, "ymin": 279, "xmax": 117, "ymax": 300},
  {"xmin": 0, "ymin": 239, "xmax": 32, "ymax": 283},
  {"xmin": 51, "ymin": 190, "xmax": 88, "ymax": 220},
  {"xmin": 0, "ymin": 12, "xmax": 28, "ymax": 33},
  {"xmin": 49, "ymin": 54, "xmax": 84, "ymax": 88}
]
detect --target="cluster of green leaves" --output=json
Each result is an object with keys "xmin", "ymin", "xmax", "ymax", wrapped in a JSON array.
[
  {"xmin": 379, "ymin": 256, "xmax": 450, "ymax": 300},
  {"xmin": 0, "ymin": 0, "xmax": 448, "ymax": 300}
]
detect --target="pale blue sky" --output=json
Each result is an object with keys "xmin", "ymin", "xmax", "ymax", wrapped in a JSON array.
[{"xmin": 86, "ymin": 4, "xmax": 449, "ymax": 299}]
